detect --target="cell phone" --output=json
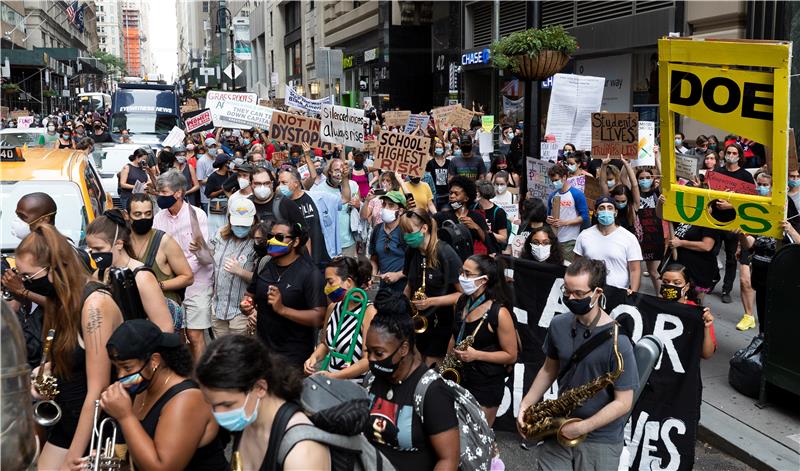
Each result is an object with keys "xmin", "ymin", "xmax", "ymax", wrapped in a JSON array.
[
  {"xmin": 374, "ymin": 189, "xmax": 387, "ymax": 196},
  {"xmin": 406, "ymin": 193, "xmax": 417, "ymax": 208}
]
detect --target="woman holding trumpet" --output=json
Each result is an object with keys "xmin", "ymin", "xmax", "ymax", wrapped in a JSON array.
[
  {"xmin": 443, "ymin": 255, "xmax": 518, "ymax": 426},
  {"xmin": 304, "ymin": 256, "xmax": 376, "ymax": 380},
  {"xmin": 15, "ymin": 224, "xmax": 123, "ymax": 470},
  {"xmin": 399, "ymin": 208, "xmax": 463, "ymax": 366}
]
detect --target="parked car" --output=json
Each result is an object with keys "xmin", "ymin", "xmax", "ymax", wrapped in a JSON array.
[
  {"xmin": 0, "ymin": 128, "xmax": 48, "ymax": 148},
  {"xmin": 92, "ymin": 143, "xmax": 156, "ymax": 207}
]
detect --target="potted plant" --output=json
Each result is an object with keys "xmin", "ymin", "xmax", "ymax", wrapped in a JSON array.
[
  {"xmin": 2, "ymin": 83, "xmax": 21, "ymax": 95},
  {"xmin": 42, "ymin": 89, "xmax": 58, "ymax": 98},
  {"xmin": 491, "ymin": 25, "xmax": 577, "ymax": 81}
]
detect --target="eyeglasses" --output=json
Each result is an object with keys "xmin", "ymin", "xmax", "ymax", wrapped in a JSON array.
[
  {"xmin": 20, "ymin": 266, "xmax": 49, "ymax": 283},
  {"xmin": 561, "ymin": 285, "xmax": 594, "ymax": 299},
  {"xmin": 266, "ymin": 233, "xmax": 294, "ymax": 242}
]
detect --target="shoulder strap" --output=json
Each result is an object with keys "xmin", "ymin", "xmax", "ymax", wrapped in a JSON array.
[
  {"xmin": 142, "ymin": 380, "xmax": 196, "ymax": 422},
  {"xmin": 557, "ymin": 324, "xmax": 615, "ymax": 384},
  {"xmin": 273, "ymin": 195, "xmax": 283, "ymax": 221},
  {"xmin": 412, "ymin": 369, "xmax": 441, "ymax": 424},
  {"xmin": 276, "ymin": 424, "xmax": 365, "ymax": 468},
  {"xmin": 263, "ymin": 401, "xmax": 302, "ymax": 471},
  {"xmin": 81, "ymin": 281, "xmax": 109, "ymax": 306},
  {"xmin": 131, "ymin": 265, "xmax": 155, "ymax": 277},
  {"xmin": 255, "ymin": 255, "xmax": 272, "ymax": 276},
  {"xmin": 142, "ymin": 230, "xmax": 165, "ymax": 268}
]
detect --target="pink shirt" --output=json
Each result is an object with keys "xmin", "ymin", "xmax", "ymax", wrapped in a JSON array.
[{"xmin": 153, "ymin": 202, "xmax": 214, "ymax": 294}]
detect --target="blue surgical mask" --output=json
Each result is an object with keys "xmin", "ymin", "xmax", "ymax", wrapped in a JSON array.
[
  {"xmin": 278, "ymin": 184, "xmax": 292, "ymax": 197},
  {"xmin": 231, "ymin": 225, "xmax": 251, "ymax": 238},
  {"xmin": 789, "ymin": 179, "xmax": 800, "ymax": 188},
  {"xmin": 614, "ymin": 201, "xmax": 628, "ymax": 209},
  {"xmin": 639, "ymin": 179, "xmax": 653, "ymax": 190},
  {"xmin": 756, "ymin": 185, "xmax": 770, "ymax": 196},
  {"xmin": 434, "ymin": 148, "xmax": 444, "ymax": 156},
  {"xmin": 242, "ymin": 139, "xmax": 251, "ymax": 145},
  {"xmin": 597, "ymin": 210, "xmax": 616, "ymax": 226},
  {"xmin": 552, "ymin": 179, "xmax": 563, "ymax": 190},
  {"xmin": 454, "ymin": 149, "xmax": 462, "ymax": 157},
  {"xmin": 607, "ymin": 180, "xmax": 615, "ymax": 188},
  {"xmin": 212, "ymin": 392, "xmax": 260, "ymax": 432},
  {"xmin": 567, "ymin": 164, "xmax": 577, "ymax": 173}
]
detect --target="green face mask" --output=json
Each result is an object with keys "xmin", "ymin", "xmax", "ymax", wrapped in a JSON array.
[{"xmin": 403, "ymin": 230, "xmax": 425, "ymax": 248}]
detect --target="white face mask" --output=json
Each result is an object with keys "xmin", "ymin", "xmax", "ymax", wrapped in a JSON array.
[
  {"xmin": 458, "ymin": 274, "xmax": 486, "ymax": 296},
  {"xmin": 11, "ymin": 218, "xmax": 31, "ymax": 240},
  {"xmin": 253, "ymin": 185, "xmax": 272, "ymax": 200},
  {"xmin": 380, "ymin": 208, "xmax": 397, "ymax": 224},
  {"xmin": 530, "ymin": 244, "xmax": 551, "ymax": 262},
  {"xmin": 238, "ymin": 178, "xmax": 251, "ymax": 189},
  {"xmin": 495, "ymin": 184, "xmax": 507, "ymax": 194}
]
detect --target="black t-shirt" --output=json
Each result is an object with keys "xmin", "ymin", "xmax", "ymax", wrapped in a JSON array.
[
  {"xmin": 425, "ymin": 158, "xmax": 451, "ymax": 197},
  {"xmin": 710, "ymin": 167, "xmax": 755, "ymax": 222},
  {"xmin": 479, "ymin": 203, "xmax": 508, "ymax": 238},
  {"xmin": 403, "ymin": 241, "xmax": 462, "ymax": 303},
  {"xmin": 367, "ymin": 364, "xmax": 458, "ymax": 471},
  {"xmin": 674, "ymin": 223, "xmax": 722, "ymax": 289},
  {"xmin": 204, "ymin": 171, "xmax": 228, "ymax": 198},
  {"xmin": 92, "ymin": 131, "xmax": 112, "ymax": 143},
  {"xmin": 247, "ymin": 255, "xmax": 326, "ymax": 366},
  {"xmin": 292, "ymin": 192, "xmax": 329, "ymax": 267},
  {"xmin": 251, "ymin": 195, "xmax": 304, "ymax": 226}
]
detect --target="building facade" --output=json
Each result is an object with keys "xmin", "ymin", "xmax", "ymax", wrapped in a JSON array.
[
  {"xmin": 120, "ymin": 0, "xmax": 152, "ymax": 78},
  {"xmin": 96, "ymin": 0, "xmax": 124, "ymax": 58}
]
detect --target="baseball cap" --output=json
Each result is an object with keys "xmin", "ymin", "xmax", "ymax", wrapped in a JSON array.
[
  {"xmin": 595, "ymin": 196, "xmax": 615, "ymax": 209},
  {"xmin": 380, "ymin": 190, "xmax": 407, "ymax": 208},
  {"xmin": 204, "ymin": 137, "xmax": 217, "ymax": 147},
  {"xmin": 106, "ymin": 319, "xmax": 181, "ymax": 361},
  {"xmin": 212, "ymin": 154, "xmax": 230, "ymax": 169},
  {"xmin": 229, "ymin": 197, "xmax": 256, "ymax": 226}
]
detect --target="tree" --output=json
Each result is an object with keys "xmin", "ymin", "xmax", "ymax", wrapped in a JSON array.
[{"xmin": 93, "ymin": 51, "xmax": 128, "ymax": 75}]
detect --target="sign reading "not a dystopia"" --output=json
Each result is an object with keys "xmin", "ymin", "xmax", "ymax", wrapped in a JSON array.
[{"xmin": 320, "ymin": 104, "xmax": 365, "ymax": 149}]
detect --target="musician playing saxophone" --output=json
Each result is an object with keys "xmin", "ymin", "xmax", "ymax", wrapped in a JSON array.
[
  {"xmin": 517, "ymin": 258, "xmax": 638, "ymax": 471},
  {"xmin": 304, "ymin": 256, "xmax": 376, "ymax": 381},
  {"xmin": 445, "ymin": 255, "xmax": 518, "ymax": 426}
]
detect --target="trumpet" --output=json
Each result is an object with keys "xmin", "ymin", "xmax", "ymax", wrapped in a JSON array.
[
  {"xmin": 32, "ymin": 329, "xmax": 62, "ymax": 426},
  {"xmin": 87, "ymin": 400, "xmax": 124, "ymax": 470},
  {"xmin": 439, "ymin": 314, "xmax": 488, "ymax": 384},
  {"xmin": 411, "ymin": 258, "xmax": 428, "ymax": 334}
]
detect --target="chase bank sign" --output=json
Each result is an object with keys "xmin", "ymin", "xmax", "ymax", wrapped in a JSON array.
[{"xmin": 461, "ymin": 48, "xmax": 491, "ymax": 67}]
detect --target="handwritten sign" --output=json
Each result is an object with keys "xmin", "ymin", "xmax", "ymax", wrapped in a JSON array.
[
  {"xmin": 526, "ymin": 157, "xmax": 555, "ymax": 202},
  {"xmin": 448, "ymin": 106, "xmax": 475, "ymax": 130},
  {"xmin": 482, "ymin": 115, "xmax": 494, "ymax": 133},
  {"xmin": 384, "ymin": 110, "xmax": 411, "ymax": 128},
  {"xmin": 583, "ymin": 175, "xmax": 604, "ymax": 210},
  {"xmin": 321, "ymin": 104, "xmax": 365, "ymax": 148},
  {"xmin": 540, "ymin": 142, "xmax": 558, "ymax": 162},
  {"xmin": 206, "ymin": 91, "xmax": 258, "ymax": 129},
  {"xmin": 632, "ymin": 120, "xmax": 656, "ymax": 167},
  {"xmin": 285, "ymin": 85, "xmax": 333, "ymax": 115},
  {"xmin": 269, "ymin": 110, "xmax": 321, "ymax": 147},
  {"xmin": 17, "ymin": 116, "xmax": 34, "ymax": 129},
  {"xmin": 183, "ymin": 108, "xmax": 215, "ymax": 134},
  {"xmin": 705, "ymin": 171, "xmax": 757, "ymax": 195},
  {"xmin": 363, "ymin": 138, "xmax": 378, "ymax": 155},
  {"xmin": 404, "ymin": 114, "xmax": 430, "ymax": 134},
  {"xmin": 675, "ymin": 153, "xmax": 700, "ymax": 180},
  {"xmin": 374, "ymin": 131, "xmax": 431, "ymax": 178},
  {"xmin": 431, "ymin": 104, "xmax": 459, "ymax": 130},
  {"xmin": 591, "ymin": 112, "xmax": 639, "ymax": 158},
  {"xmin": 161, "ymin": 126, "xmax": 186, "ymax": 148}
]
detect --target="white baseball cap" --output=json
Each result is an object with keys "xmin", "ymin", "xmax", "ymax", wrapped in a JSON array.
[{"xmin": 228, "ymin": 197, "xmax": 256, "ymax": 226}]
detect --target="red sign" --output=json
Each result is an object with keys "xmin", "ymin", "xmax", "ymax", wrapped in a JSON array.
[
  {"xmin": 183, "ymin": 108, "xmax": 215, "ymax": 134},
  {"xmin": 704, "ymin": 171, "xmax": 757, "ymax": 195}
]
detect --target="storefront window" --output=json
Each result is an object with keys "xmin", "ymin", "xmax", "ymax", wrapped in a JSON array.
[{"xmin": 285, "ymin": 41, "xmax": 301, "ymax": 78}]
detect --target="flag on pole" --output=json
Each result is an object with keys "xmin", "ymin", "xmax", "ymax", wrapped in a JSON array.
[
  {"xmin": 76, "ymin": 3, "xmax": 87, "ymax": 33},
  {"xmin": 66, "ymin": 0, "xmax": 78, "ymax": 23}
]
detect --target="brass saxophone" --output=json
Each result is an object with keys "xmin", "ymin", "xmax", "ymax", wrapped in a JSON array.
[
  {"xmin": 439, "ymin": 314, "xmax": 488, "ymax": 384},
  {"xmin": 32, "ymin": 329, "xmax": 62, "ymax": 426},
  {"xmin": 411, "ymin": 258, "xmax": 428, "ymax": 334},
  {"xmin": 520, "ymin": 323, "xmax": 624, "ymax": 447}
]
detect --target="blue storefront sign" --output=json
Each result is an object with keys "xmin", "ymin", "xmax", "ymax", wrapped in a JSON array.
[{"xmin": 461, "ymin": 48, "xmax": 491, "ymax": 67}]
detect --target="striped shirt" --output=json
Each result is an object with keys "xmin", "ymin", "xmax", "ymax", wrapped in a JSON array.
[
  {"xmin": 209, "ymin": 231, "xmax": 255, "ymax": 320},
  {"xmin": 324, "ymin": 300, "xmax": 366, "ymax": 375}
]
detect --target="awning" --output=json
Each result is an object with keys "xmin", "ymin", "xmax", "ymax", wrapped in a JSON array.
[{"xmin": 1, "ymin": 49, "xmax": 49, "ymax": 67}]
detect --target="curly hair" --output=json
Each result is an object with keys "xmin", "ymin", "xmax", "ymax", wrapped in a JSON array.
[{"xmin": 449, "ymin": 175, "xmax": 477, "ymax": 204}]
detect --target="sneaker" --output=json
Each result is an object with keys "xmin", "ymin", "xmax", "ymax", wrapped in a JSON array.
[
  {"xmin": 736, "ymin": 314, "xmax": 756, "ymax": 331},
  {"xmin": 721, "ymin": 292, "xmax": 733, "ymax": 303}
]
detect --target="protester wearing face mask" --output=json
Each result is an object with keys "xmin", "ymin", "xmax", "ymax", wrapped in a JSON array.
[
  {"xmin": 448, "ymin": 136, "xmax": 487, "ymax": 181},
  {"xmin": 788, "ymin": 169, "xmax": 800, "ymax": 234},
  {"xmin": 91, "ymin": 121, "xmax": 112, "ymax": 143},
  {"xmin": 489, "ymin": 170, "xmax": 515, "ymax": 206},
  {"xmin": 546, "ymin": 165, "xmax": 589, "ymax": 262},
  {"xmin": 365, "ymin": 291, "xmax": 460, "ymax": 471},
  {"xmin": 172, "ymin": 146, "xmax": 201, "ymax": 204},
  {"xmin": 57, "ymin": 128, "xmax": 75, "ymax": 149},
  {"xmin": 278, "ymin": 168, "xmax": 331, "ymax": 269},
  {"xmin": 518, "ymin": 258, "xmax": 638, "ymax": 470},
  {"xmin": 674, "ymin": 132, "xmax": 689, "ymax": 154},
  {"xmin": 239, "ymin": 222, "xmax": 326, "ymax": 367},
  {"xmin": 196, "ymin": 335, "xmax": 331, "ymax": 469},
  {"xmin": 689, "ymin": 135, "xmax": 709, "ymax": 157},
  {"xmin": 403, "ymin": 172, "xmax": 437, "ymax": 215},
  {"xmin": 86, "ymin": 211, "xmax": 174, "ymax": 332},
  {"xmin": 228, "ymin": 162, "xmax": 255, "ymax": 202},
  {"xmin": 368, "ymin": 191, "xmax": 408, "ymax": 294},
  {"xmin": 194, "ymin": 144, "xmax": 215, "ymax": 212},
  {"xmin": 363, "ymin": 171, "xmax": 403, "ymax": 228},
  {"xmin": 39, "ymin": 121, "xmax": 60, "ymax": 145},
  {"xmin": 574, "ymin": 196, "xmax": 642, "ymax": 291},
  {"xmin": 564, "ymin": 154, "xmax": 589, "ymax": 178},
  {"xmin": 522, "ymin": 226, "xmax": 564, "ymax": 265},
  {"xmin": 400, "ymin": 208, "xmax": 463, "ymax": 366},
  {"xmin": 475, "ymin": 180, "xmax": 510, "ymax": 251},
  {"xmin": 312, "ymin": 157, "xmax": 358, "ymax": 257},
  {"xmin": 17, "ymin": 224, "xmax": 124, "ymax": 470},
  {"xmin": 659, "ymin": 264, "xmax": 716, "ymax": 358},
  {"xmin": 629, "ymin": 167, "xmax": 664, "ymax": 292},
  {"xmin": 118, "ymin": 148, "xmax": 153, "ymax": 210},
  {"xmin": 437, "ymin": 176, "xmax": 492, "ymax": 255},
  {"xmin": 249, "ymin": 167, "xmax": 304, "ymax": 226},
  {"xmin": 203, "ymin": 154, "xmax": 233, "ymax": 237},
  {"xmin": 448, "ymin": 255, "xmax": 518, "ymax": 425},
  {"xmin": 426, "ymin": 141, "xmax": 452, "ymax": 210},
  {"xmin": 153, "ymin": 170, "xmax": 213, "ymax": 359}
]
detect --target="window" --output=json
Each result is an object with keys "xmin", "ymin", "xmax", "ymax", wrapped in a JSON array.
[
  {"xmin": 284, "ymin": 1, "xmax": 300, "ymax": 32},
  {"xmin": 286, "ymin": 41, "xmax": 301, "ymax": 77},
  {"xmin": 202, "ymin": 1, "xmax": 209, "ymax": 13},
  {"xmin": 309, "ymin": 0, "xmax": 314, "ymax": 11},
  {"xmin": 310, "ymin": 36, "xmax": 315, "ymax": 64},
  {"xmin": 270, "ymin": 11, "xmax": 273, "ymax": 36}
]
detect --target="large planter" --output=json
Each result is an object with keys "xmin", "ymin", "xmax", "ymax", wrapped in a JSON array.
[{"xmin": 512, "ymin": 50, "xmax": 570, "ymax": 81}]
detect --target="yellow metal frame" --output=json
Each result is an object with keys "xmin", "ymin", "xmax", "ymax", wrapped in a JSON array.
[{"xmin": 658, "ymin": 37, "xmax": 791, "ymax": 238}]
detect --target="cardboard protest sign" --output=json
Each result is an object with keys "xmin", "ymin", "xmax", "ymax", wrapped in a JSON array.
[
  {"xmin": 269, "ymin": 110, "xmax": 321, "ymax": 147},
  {"xmin": 17, "ymin": 116, "xmax": 34, "ymax": 129},
  {"xmin": 162, "ymin": 126, "xmax": 186, "ymax": 148},
  {"xmin": 404, "ymin": 114, "xmax": 430, "ymax": 134},
  {"xmin": 526, "ymin": 157, "xmax": 555, "ymax": 202},
  {"xmin": 583, "ymin": 176, "xmax": 604, "ymax": 210},
  {"xmin": 482, "ymin": 115, "xmax": 494, "ymax": 133},
  {"xmin": 383, "ymin": 110, "xmax": 411, "ymax": 128},
  {"xmin": 374, "ymin": 131, "xmax": 431, "ymax": 178},
  {"xmin": 206, "ymin": 91, "xmax": 258, "ymax": 129},
  {"xmin": 447, "ymin": 106, "xmax": 474, "ymax": 130},
  {"xmin": 591, "ymin": 112, "xmax": 639, "ymax": 158},
  {"xmin": 10, "ymin": 110, "xmax": 30, "ymax": 119},
  {"xmin": 431, "ymin": 104, "xmax": 459, "ymax": 130},
  {"xmin": 632, "ymin": 120, "xmax": 656, "ymax": 167},
  {"xmin": 674, "ymin": 153, "xmax": 700, "ymax": 180},
  {"xmin": 270, "ymin": 151, "xmax": 287, "ymax": 168},
  {"xmin": 285, "ymin": 85, "xmax": 333, "ymax": 115},
  {"xmin": 320, "ymin": 104, "xmax": 365, "ymax": 148},
  {"xmin": 704, "ymin": 171, "xmax": 757, "ymax": 195},
  {"xmin": 183, "ymin": 108, "xmax": 215, "ymax": 134},
  {"xmin": 363, "ymin": 138, "xmax": 378, "ymax": 155}
]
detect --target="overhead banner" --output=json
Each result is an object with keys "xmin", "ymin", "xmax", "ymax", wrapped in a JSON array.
[
  {"xmin": 269, "ymin": 110, "xmax": 321, "ymax": 147},
  {"xmin": 206, "ymin": 91, "xmax": 258, "ymax": 129},
  {"xmin": 183, "ymin": 108, "xmax": 215, "ymax": 134},
  {"xmin": 493, "ymin": 257, "xmax": 704, "ymax": 471},
  {"xmin": 404, "ymin": 114, "xmax": 430, "ymax": 134},
  {"xmin": 658, "ymin": 37, "xmax": 790, "ymax": 238},
  {"xmin": 320, "ymin": 104, "xmax": 365, "ymax": 149},
  {"xmin": 285, "ymin": 85, "xmax": 334, "ymax": 116},
  {"xmin": 545, "ymin": 73, "xmax": 605, "ymax": 150},
  {"xmin": 383, "ymin": 110, "xmax": 411, "ymax": 128},
  {"xmin": 233, "ymin": 17, "xmax": 252, "ymax": 61},
  {"xmin": 591, "ymin": 112, "xmax": 639, "ymax": 158},
  {"xmin": 374, "ymin": 131, "xmax": 431, "ymax": 178},
  {"xmin": 213, "ymin": 101, "xmax": 274, "ymax": 130}
]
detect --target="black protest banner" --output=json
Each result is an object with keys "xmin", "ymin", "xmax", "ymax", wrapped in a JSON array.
[{"xmin": 183, "ymin": 108, "xmax": 215, "ymax": 134}]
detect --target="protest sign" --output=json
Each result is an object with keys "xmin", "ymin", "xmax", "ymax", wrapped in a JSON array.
[
  {"xmin": 789, "ymin": 129, "xmax": 798, "ymax": 173},
  {"xmin": 431, "ymin": 104, "xmax": 459, "ymax": 130},
  {"xmin": 478, "ymin": 130, "xmax": 493, "ymax": 155},
  {"xmin": 583, "ymin": 175, "xmax": 603, "ymax": 209},
  {"xmin": 404, "ymin": 114, "xmax": 430, "ymax": 134},
  {"xmin": 704, "ymin": 170, "xmax": 757, "ymax": 195},
  {"xmin": 567, "ymin": 174, "xmax": 586, "ymax": 192},
  {"xmin": 383, "ymin": 110, "xmax": 411, "ymax": 128},
  {"xmin": 298, "ymin": 164, "xmax": 311, "ymax": 180},
  {"xmin": 374, "ymin": 131, "xmax": 430, "ymax": 178},
  {"xmin": 659, "ymin": 37, "xmax": 789, "ymax": 238},
  {"xmin": 206, "ymin": 91, "xmax": 258, "ymax": 129},
  {"xmin": 540, "ymin": 142, "xmax": 558, "ymax": 162},
  {"xmin": 270, "ymin": 151, "xmax": 287, "ymax": 168},
  {"xmin": 285, "ymin": 85, "xmax": 334, "ymax": 115},
  {"xmin": 320, "ymin": 104, "xmax": 365, "ymax": 148},
  {"xmin": 10, "ymin": 110, "xmax": 30, "ymax": 119},
  {"xmin": 17, "ymin": 116, "xmax": 34, "ymax": 129},
  {"xmin": 363, "ymin": 138, "xmax": 378, "ymax": 155},
  {"xmin": 447, "ymin": 106, "xmax": 474, "ymax": 130},
  {"xmin": 482, "ymin": 115, "xmax": 494, "ymax": 133},
  {"xmin": 545, "ymin": 73, "xmax": 605, "ymax": 150},
  {"xmin": 591, "ymin": 112, "xmax": 639, "ymax": 158},
  {"xmin": 161, "ymin": 126, "xmax": 186, "ymax": 148},
  {"xmin": 213, "ymin": 101, "xmax": 274, "ymax": 130},
  {"xmin": 526, "ymin": 157, "xmax": 555, "ymax": 202},
  {"xmin": 183, "ymin": 108, "xmax": 215, "ymax": 134},
  {"xmin": 269, "ymin": 110, "xmax": 321, "ymax": 147},
  {"xmin": 674, "ymin": 153, "xmax": 700, "ymax": 180},
  {"xmin": 632, "ymin": 120, "xmax": 656, "ymax": 167}
]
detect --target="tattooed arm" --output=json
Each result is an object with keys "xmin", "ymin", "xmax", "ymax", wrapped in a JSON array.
[{"xmin": 64, "ymin": 291, "xmax": 123, "ymax": 468}]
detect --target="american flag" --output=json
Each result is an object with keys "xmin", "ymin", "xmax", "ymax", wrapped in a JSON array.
[{"xmin": 66, "ymin": 0, "xmax": 79, "ymax": 24}]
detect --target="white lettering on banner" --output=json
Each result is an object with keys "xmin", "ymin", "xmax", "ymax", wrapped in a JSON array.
[
  {"xmin": 120, "ymin": 105, "xmax": 174, "ymax": 113},
  {"xmin": 184, "ymin": 110, "xmax": 213, "ymax": 133},
  {"xmin": 624, "ymin": 412, "xmax": 685, "ymax": 471},
  {"xmin": 206, "ymin": 91, "xmax": 258, "ymax": 129},
  {"xmin": 512, "ymin": 306, "xmax": 528, "ymax": 325},
  {"xmin": 320, "ymin": 104, "xmax": 365, "ymax": 148},
  {"xmin": 610, "ymin": 306, "xmax": 685, "ymax": 374},
  {"xmin": 285, "ymin": 85, "xmax": 334, "ymax": 115},
  {"xmin": 216, "ymin": 101, "xmax": 274, "ymax": 129},
  {"xmin": 497, "ymin": 363, "xmax": 526, "ymax": 421},
  {"xmin": 538, "ymin": 278, "xmax": 567, "ymax": 328}
]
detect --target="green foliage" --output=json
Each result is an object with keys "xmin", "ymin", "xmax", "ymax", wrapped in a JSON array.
[
  {"xmin": 2, "ymin": 83, "xmax": 21, "ymax": 93},
  {"xmin": 491, "ymin": 25, "xmax": 578, "ymax": 72},
  {"xmin": 42, "ymin": 89, "xmax": 58, "ymax": 97},
  {"xmin": 92, "ymin": 50, "xmax": 127, "ymax": 75}
]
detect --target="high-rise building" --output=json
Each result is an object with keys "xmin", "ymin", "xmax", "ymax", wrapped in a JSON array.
[
  {"xmin": 176, "ymin": 0, "xmax": 211, "ymax": 77},
  {"xmin": 96, "ymin": 0, "xmax": 124, "ymax": 58},
  {"xmin": 121, "ymin": 0, "xmax": 151, "ymax": 77}
]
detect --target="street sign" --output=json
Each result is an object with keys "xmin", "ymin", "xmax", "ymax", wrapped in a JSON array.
[{"xmin": 223, "ymin": 64, "xmax": 243, "ymax": 79}]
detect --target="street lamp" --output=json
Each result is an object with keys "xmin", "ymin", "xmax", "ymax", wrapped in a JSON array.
[{"xmin": 215, "ymin": 7, "xmax": 235, "ymax": 91}]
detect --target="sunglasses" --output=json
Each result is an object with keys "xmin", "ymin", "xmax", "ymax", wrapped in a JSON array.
[{"xmin": 266, "ymin": 233, "xmax": 294, "ymax": 242}]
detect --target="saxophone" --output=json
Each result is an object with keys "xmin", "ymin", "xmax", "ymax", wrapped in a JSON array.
[
  {"xmin": 439, "ymin": 314, "xmax": 488, "ymax": 384},
  {"xmin": 411, "ymin": 258, "xmax": 428, "ymax": 334},
  {"xmin": 520, "ymin": 323, "xmax": 624, "ymax": 447},
  {"xmin": 32, "ymin": 329, "xmax": 62, "ymax": 426}
]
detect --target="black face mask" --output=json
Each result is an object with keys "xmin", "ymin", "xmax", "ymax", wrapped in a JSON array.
[
  {"xmin": 563, "ymin": 290, "xmax": 598, "ymax": 316},
  {"xmin": 131, "ymin": 217, "xmax": 154, "ymax": 235},
  {"xmin": 660, "ymin": 283, "xmax": 684, "ymax": 301},
  {"xmin": 253, "ymin": 242, "xmax": 269, "ymax": 258},
  {"xmin": 24, "ymin": 274, "xmax": 57, "ymax": 298},
  {"xmin": 369, "ymin": 344, "xmax": 404, "ymax": 379},
  {"xmin": 156, "ymin": 195, "xmax": 178, "ymax": 210},
  {"xmin": 91, "ymin": 252, "xmax": 113, "ymax": 272}
]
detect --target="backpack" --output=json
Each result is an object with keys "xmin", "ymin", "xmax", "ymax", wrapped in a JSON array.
[
  {"xmin": 263, "ymin": 376, "xmax": 396, "ymax": 471},
  {"xmin": 413, "ymin": 369, "xmax": 496, "ymax": 471},
  {"xmin": 106, "ymin": 266, "xmax": 185, "ymax": 331},
  {"xmin": 438, "ymin": 219, "xmax": 473, "ymax": 262},
  {"xmin": 490, "ymin": 206, "xmax": 513, "ymax": 250}
]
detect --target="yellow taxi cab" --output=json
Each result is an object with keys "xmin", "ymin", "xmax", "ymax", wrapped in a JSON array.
[{"xmin": 0, "ymin": 146, "xmax": 113, "ymax": 254}]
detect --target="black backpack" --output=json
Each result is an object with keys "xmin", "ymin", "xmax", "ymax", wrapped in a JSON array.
[{"xmin": 438, "ymin": 219, "xmax": 473, "ymax": 262}]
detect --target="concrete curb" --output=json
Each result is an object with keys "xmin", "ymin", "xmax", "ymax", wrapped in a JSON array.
[{"xmin": 698, "ymin": 402, "xmax": 800, "ymax": 471}]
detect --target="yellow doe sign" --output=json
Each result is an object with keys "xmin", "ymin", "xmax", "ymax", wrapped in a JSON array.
[{"xmin": 658, "ymin": 38, "xmax": 791, "ymax": 238}]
